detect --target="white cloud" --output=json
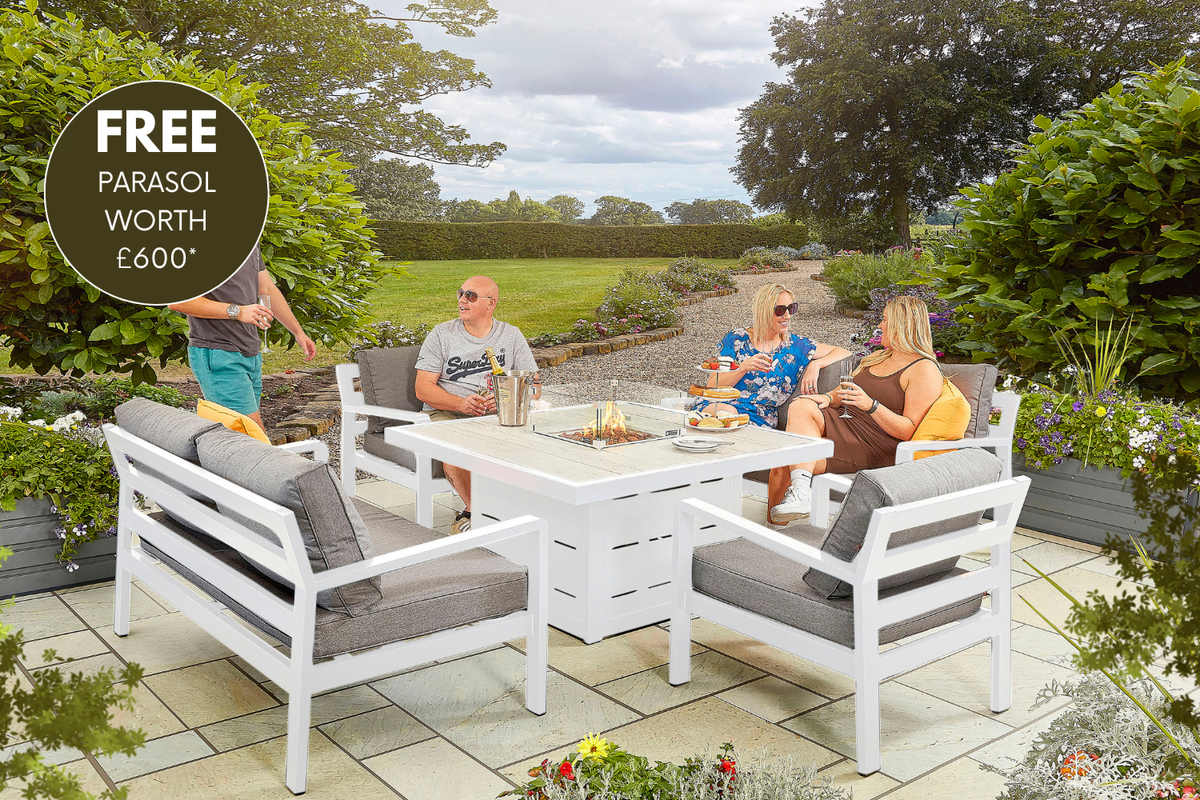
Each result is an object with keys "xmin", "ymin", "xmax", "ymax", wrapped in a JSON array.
[{"xmin": 369, "ymin": 0, "xmax": 821, "ymax": 213}]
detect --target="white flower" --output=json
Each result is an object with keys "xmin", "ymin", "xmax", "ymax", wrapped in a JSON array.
[
  {"xmin": 0, "ymin": 406, "xmax": 22, "ymax": 420},
  {"xmin": 26, "ymin": 419, "xmax": 46, "ymax": 428}
]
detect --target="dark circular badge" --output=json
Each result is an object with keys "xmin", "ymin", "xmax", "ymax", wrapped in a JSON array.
[{"xmin": 44, "ymin": 81, "xmax": 269, "ymax": 306}]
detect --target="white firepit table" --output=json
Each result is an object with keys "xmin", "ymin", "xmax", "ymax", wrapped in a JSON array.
[{"xmin": 385, "ymin": 398, "xmax": 831, "ymax": 643}]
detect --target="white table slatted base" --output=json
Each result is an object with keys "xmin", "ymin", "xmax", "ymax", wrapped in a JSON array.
[{"xmin": 386, "ymin": 402, "xmax": 832, "ymax": 643}]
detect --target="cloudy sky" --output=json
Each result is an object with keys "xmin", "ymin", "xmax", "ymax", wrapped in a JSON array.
[{"xmin": 372, "ymin": 0, "xmax": 818, "ymax": 217}]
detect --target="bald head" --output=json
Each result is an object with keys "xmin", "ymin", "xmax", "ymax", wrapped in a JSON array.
[{"xmin": 463, "ymin": 275, "xmax": 499, "ymax": 301}]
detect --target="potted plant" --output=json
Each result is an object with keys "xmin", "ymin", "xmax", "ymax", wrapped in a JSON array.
[{"xmin": 0, "ymin": 407, "xmax": 120, "ymax": 595}]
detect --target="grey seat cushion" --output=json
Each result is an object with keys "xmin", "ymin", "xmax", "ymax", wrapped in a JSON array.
[
  {"xmin": 114, "ymin": 397, "xmax": 225, "ymax": 543},
  {"xmin": 196, "ymin": 426, "xmax": 383, "ymax": 616},
  {"xmin": 802, "ymin": 447, "xmax": 1002, "ymax": 598},
  {"xmin": 356, "ymin": 346, "xmax": 444, "ymax": 475},
  {"xmin": 692, "ymin": 523, "xmax": 983, "ymax": 648},
  {"xmin": 141, "ymin": 500, "xmax": 526, "ymax": 659},
  {"xmin": 942, "ymin": 363, "xmax": 998, "ymax": 439}
]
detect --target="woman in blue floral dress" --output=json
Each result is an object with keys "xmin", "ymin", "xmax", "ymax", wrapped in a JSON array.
[{"xmin": 696, "ymin": 283, "xmax": 851, "ymax": 428}]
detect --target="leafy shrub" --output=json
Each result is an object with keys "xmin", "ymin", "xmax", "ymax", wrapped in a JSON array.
[
  {"xmin": 0, "ymin": 377, "xmax": 191, "ymax": 423},
  {"xmin": 737, "ymin": 247, "xmax": 790, "ymax": 270},
  {"xmin": 0, "ymin": 8, "xmax": 385, "ymax": 383},
  {"xmin": 822, "ymin": 248, "xmax": 931, "ymax": 308},
  {"xmin": 795, "ymin": 242, "xmax": 832, "ymax": 259},
  {"xmin": 345, "ymin": 321, "xmax": 432, "ymax": 360},
  {"xmin": 928, "ymin": 60, "xmax": 1200, "ymax": 398},
  {"xmin": 998, "ymin": 672, "xmax": 1198, "ymax": 799},
  {"xmin": 597, "ymin": 271, "xmax": 680, "ymax": 330},
  {"xmin": 848, "ymin": 283, "xmax": 971, "ymax": 358},
  {"xmin": 805, "ymin": 212, "xmax": 897, "ymax": 253},
  {"xmin": 371, "ymin": 221, "xmax": 808, "ymax": 260},
  {"xmin": 659, "ymin": 258, "xmax": 733, "ymax": 294}
]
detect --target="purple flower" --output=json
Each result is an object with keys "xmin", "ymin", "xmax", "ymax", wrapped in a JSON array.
[
  {"xmin": 1017, "ymin": 437, "xmax": 1027, "ymax": 450},
  {"xmin": 1042, "ymin": 401, "xmax": 1055, "ymax": 414},
  {"xmin": 1035, "ymin": 415, "xmax": 1052, "ymax": 430},
  {"xmin": 1072, "ymin": 400, "xmax": 1084, "ymax": 412},
  {"xmin": 1051, "ymin": 431, "xmax": 1064, "ymax": 443},
  {"xmin": 1062, "ymin": 442, "xmax": 1074, "ymax": 456}
]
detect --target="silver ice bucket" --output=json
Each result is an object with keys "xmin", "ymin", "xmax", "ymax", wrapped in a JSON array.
[{"xmin": 491, "ymin": 371, "xmax": 538, "ymax": 426}]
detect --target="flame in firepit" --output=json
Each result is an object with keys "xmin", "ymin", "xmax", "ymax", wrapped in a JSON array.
[{"xmin": 583, "ymin": 401, "xmax": 627, "ymax": 441}]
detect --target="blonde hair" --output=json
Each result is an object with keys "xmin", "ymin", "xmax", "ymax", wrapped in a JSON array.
[
  {"xmin": 749, "ymin": 283, "xmax": 792, "ymax": 348},
  {"xmin": 858, "ymin": 295, "xmax": 938, "ymax": 373}
]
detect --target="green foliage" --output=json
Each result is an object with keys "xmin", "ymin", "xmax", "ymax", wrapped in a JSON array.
[
  {"xmin": 664, "ymin": 199, "xmax": 755, "ymax": 225},
  {"xmin": 805, "ymin": 212, "xmax": 898, "ymax": 254},
  {"xmin": 929, "ymin": 60, "xmax": 1200, "ymax": 399},
  {"xmin": 750, "ymin": 213, "xmax": 801, "ymax": 227},
  {"xmin": 0, "ymin": 414, "xmax": 118, "ymax": 562},
  {"xmin": 22, "ymin": 0, "xmax": 505, "ymax": 165},
  {"xmin": 9, "ymin": 377, "xmax": 191, "ymax": 423},
  {"xmin": 371, "ymin": 221, "xmax": 808, "ymax": 260},
  {"xmin": 0, "ymin": 7, "xmax": 387, "ymax": 382},
  {"xmin": 596, "ymin": 271, "xmax": 679, "ymax": 330},
  {"xmin": 348, "ymin": 159, "xmax": 442, "ymax": 221},
  {"xmin": 0, "ymin": 574, "xmax": 145, "ymax": 799},
  {"xmin": 737, "ymin": 248, "xmax": 790, "ymax": 270},
  {"xmin": 589, "ymin": 196, "xmax": 663, "ymax": 226},
  {"xmin": 545, "ymin": 195, "xmax": 586, "ymax": 224},
  {"xmin": 344, "ymin": 320, "xmax": 432, "ymax": 360},
  {"xmin": 657, "ymin": 258, "xmax": 733, "ymax": 295},
  {"xmin": 442, "ymin": 193, "xmax": 562, "ymax": 223},
  {"xmin": 998, "ymin": 672, "xmax": 1199, "ymax": 798},
  {"xmin": 821, "ymin": 248, "xmax": 929, "ymax": 308},
  {"xmin": 1063, "ymin": 454, "xmax": 1200, "ymax": 733}
]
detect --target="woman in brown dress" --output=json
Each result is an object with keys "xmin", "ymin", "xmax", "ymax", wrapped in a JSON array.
[{"xmin": 768, "ymin": 296, "xmax": 944, "ymax": 524}]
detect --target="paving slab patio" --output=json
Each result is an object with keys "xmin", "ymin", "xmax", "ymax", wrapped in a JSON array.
[{"xmin": 0, "ymin": 479, "xmax": 1132, "ymax": 800}]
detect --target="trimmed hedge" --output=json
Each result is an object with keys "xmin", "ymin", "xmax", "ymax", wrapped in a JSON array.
[{"xmin": 371, "ymin": 221, "xmax": 808, "ymax": 260}]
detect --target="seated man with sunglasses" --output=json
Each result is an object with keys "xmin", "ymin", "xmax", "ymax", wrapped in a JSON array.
[
  {"xmin": 415, "ymin": 275, "xmax": 539, "ymax": 533},
  {"xmin": 696, "ymin": 283, "xmax": 849, "ymax": 521}
]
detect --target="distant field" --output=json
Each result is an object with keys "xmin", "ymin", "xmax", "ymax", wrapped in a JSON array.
[{"xmin": 0, "ymin": 257, "xmax": 738, "ymax": 378}]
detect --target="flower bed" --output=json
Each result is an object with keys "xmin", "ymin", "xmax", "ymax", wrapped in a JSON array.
[
  {"xmin": 847, "ymin": 282, "xmax": 973, "ymax": 359},
  {"xmin": 504, "ymin": 734, "xmax": 850, "ymax": 800}
]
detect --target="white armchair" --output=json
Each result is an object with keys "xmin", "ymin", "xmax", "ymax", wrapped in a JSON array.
[
  {"xmin": 338, "ymin": 356, "xmax": 453, "ymax": 527},
  {"xmin": 669, "ymin": 448, "xmax": 1031, "ymax": 775}
]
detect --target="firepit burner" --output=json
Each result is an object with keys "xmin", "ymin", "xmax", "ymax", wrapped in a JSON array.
[{"xmin": 531, "ymin": 400, "xmax": 682, "ymax": 450}]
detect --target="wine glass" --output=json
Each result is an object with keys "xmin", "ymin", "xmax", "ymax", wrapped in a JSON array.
[
  {"xmin": 838, "ymin": 356, "xmax": 860, "ymax": 419},
  {"xmin": 257, "ymin": 294, "xmax": 272, "ymax": 355}
]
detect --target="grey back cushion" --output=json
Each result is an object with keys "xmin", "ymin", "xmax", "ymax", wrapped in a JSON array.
[
  {"xmin": 802, "ymin": 447, "xmax": 1003, "ymax": 598},
  {"xmin": 196, "ymin": 426, "xmax": 383, "ymax": 615},
  {"xmin": 357, "ymin": 346, "xmax": 423, "ymax": 435},
  {"xmin": 114, "ymin": 398, "xmax": 225, "ymax": 540},
  {"xmin": 942, "ymin": 363, "xmax": 998, "ymax": 439}
]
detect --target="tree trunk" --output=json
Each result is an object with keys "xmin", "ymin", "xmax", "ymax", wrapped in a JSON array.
[{"xmin": 893, "ymin": 195, "xmax": 911, "ymax": 248}]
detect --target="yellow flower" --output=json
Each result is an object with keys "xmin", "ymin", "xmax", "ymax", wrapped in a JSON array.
[
  {"xmin": 1095, "ymin": 406, "xmax": 1107, "ymax": 417},
  {"xmin": 576, "ymin": 733, "xmax": 612, "ymax": 762}
]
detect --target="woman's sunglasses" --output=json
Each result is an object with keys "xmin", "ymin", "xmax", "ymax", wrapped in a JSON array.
[
  {"xmin": 773, "ymin": 302, "xmax": 799, "ymax": 317},
  {"xmin": 457, "ymin": 288, "xmax": 494, "ymax": 303}
]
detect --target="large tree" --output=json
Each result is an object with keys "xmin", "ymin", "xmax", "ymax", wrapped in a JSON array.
[
  {"xmin": 733, "ymin": 0, "xmax": 1199, "ymax": 244},
  {"xmin": 20, "ymin": 0, "xmax": 506, "ymax": 166},
  {"xmin": 665, "ymin": 199, "xmax": 755, "ymax": 224},
  {"xmin": 349, "ymin": 158, "xmax": 442, "ymax": 221},
  {"xmin": 589, "ymin": 196, "xmax": 663, "ymax": 226},
  {"xmin": 545, "ymin": 194, "xmax": 585, "ymax": 223}
]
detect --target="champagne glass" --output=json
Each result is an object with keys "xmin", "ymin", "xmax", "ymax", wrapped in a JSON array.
[
  {"xmin": 838, "ymin": 356, "xmax": 860, "ymax": 419},
  {"xmin": 258, "ymin": 294, "xmax": 272, "ymax": 355}
]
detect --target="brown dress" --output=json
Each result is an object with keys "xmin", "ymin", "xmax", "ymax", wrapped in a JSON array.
[{"xmin": 822, "ymin": 358, "xmax": 929, "ymax": 474}]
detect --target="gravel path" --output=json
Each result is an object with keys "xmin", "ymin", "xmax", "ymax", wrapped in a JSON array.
[
  {"xmin": 318, "ymin": 260, "xmax": 864, "ymax": 476},
  {"xmin": 538, "ymin": 260, "xmax": 864, "ymax": 392}
]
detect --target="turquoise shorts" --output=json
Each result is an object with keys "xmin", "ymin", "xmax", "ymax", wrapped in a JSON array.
[{"xmin": 189, "ymin": 346, "xmax": 262, "ymax": 415}]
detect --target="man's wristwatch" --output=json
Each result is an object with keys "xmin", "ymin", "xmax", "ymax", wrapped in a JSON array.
[
  {"xmin": 867, "ymin": 399, "xmax": 881, "ymax": 415},
  {"xmin": 226, "ymin": 304, "xmax": 240, "ymax": 320}
]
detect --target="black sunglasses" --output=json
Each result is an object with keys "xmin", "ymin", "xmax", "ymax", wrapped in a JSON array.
[
  {"xmin": 457, "ymin": 288, "xmax": 494, "ymax": 303},
  {"xmin": 773, "ymin": 302, "xmax": 798, "ymax": 317}
]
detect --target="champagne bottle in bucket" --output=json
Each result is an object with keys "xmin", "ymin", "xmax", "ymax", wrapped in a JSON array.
[{"xmin": 485, "ymin": 347, "xmax": 508, "ymax": 410}]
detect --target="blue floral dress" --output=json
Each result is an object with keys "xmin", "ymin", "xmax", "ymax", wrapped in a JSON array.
[{"xmin": 696, "ymin": 329, "xmax": 815, "ymax": 428}]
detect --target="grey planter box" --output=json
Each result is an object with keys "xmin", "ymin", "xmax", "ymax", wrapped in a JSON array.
[
  {"xmin": 0, "ymin": 497, "xmax": 117, "ymax": 597},
  {"xmin": 1012, "ymin": 455, "xmax": 1199, "ymax": 549}
]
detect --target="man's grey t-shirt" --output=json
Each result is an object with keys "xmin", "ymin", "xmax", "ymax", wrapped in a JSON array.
[
  {"xmin": 187, "ymin": 246, "xmax": 267, "ymax": 358},
  {"xmin": 415, "ymin": 319, "xmax": 537, "ymax": 410}
]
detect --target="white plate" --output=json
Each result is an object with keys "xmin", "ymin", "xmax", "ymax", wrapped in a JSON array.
[
  {"xmin": 673, "ymin": 436, "xmax": 723, "ymax": 451},
  {"xmin": 696, "ymin": 365, "xmax": 734, "ymax": 373}
]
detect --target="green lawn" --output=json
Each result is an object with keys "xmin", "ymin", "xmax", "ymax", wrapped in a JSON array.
[{"xmin": 0, "ymin": 257, "xmax": 736, "ymax": 378}]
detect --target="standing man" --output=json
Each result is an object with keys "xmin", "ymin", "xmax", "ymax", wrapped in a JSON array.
[
  {"xmin": 415, "ymin": 275, "xmax": 538, "ymax": 533},
  {"xmin": 168, "ymin": 244, "xmax": 316, "ymax": 430}
]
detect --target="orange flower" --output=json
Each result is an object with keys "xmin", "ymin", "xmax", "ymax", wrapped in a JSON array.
[{"xmin": 1059, "ymin": 750, "xmax": 1098, "ymax": 778}]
